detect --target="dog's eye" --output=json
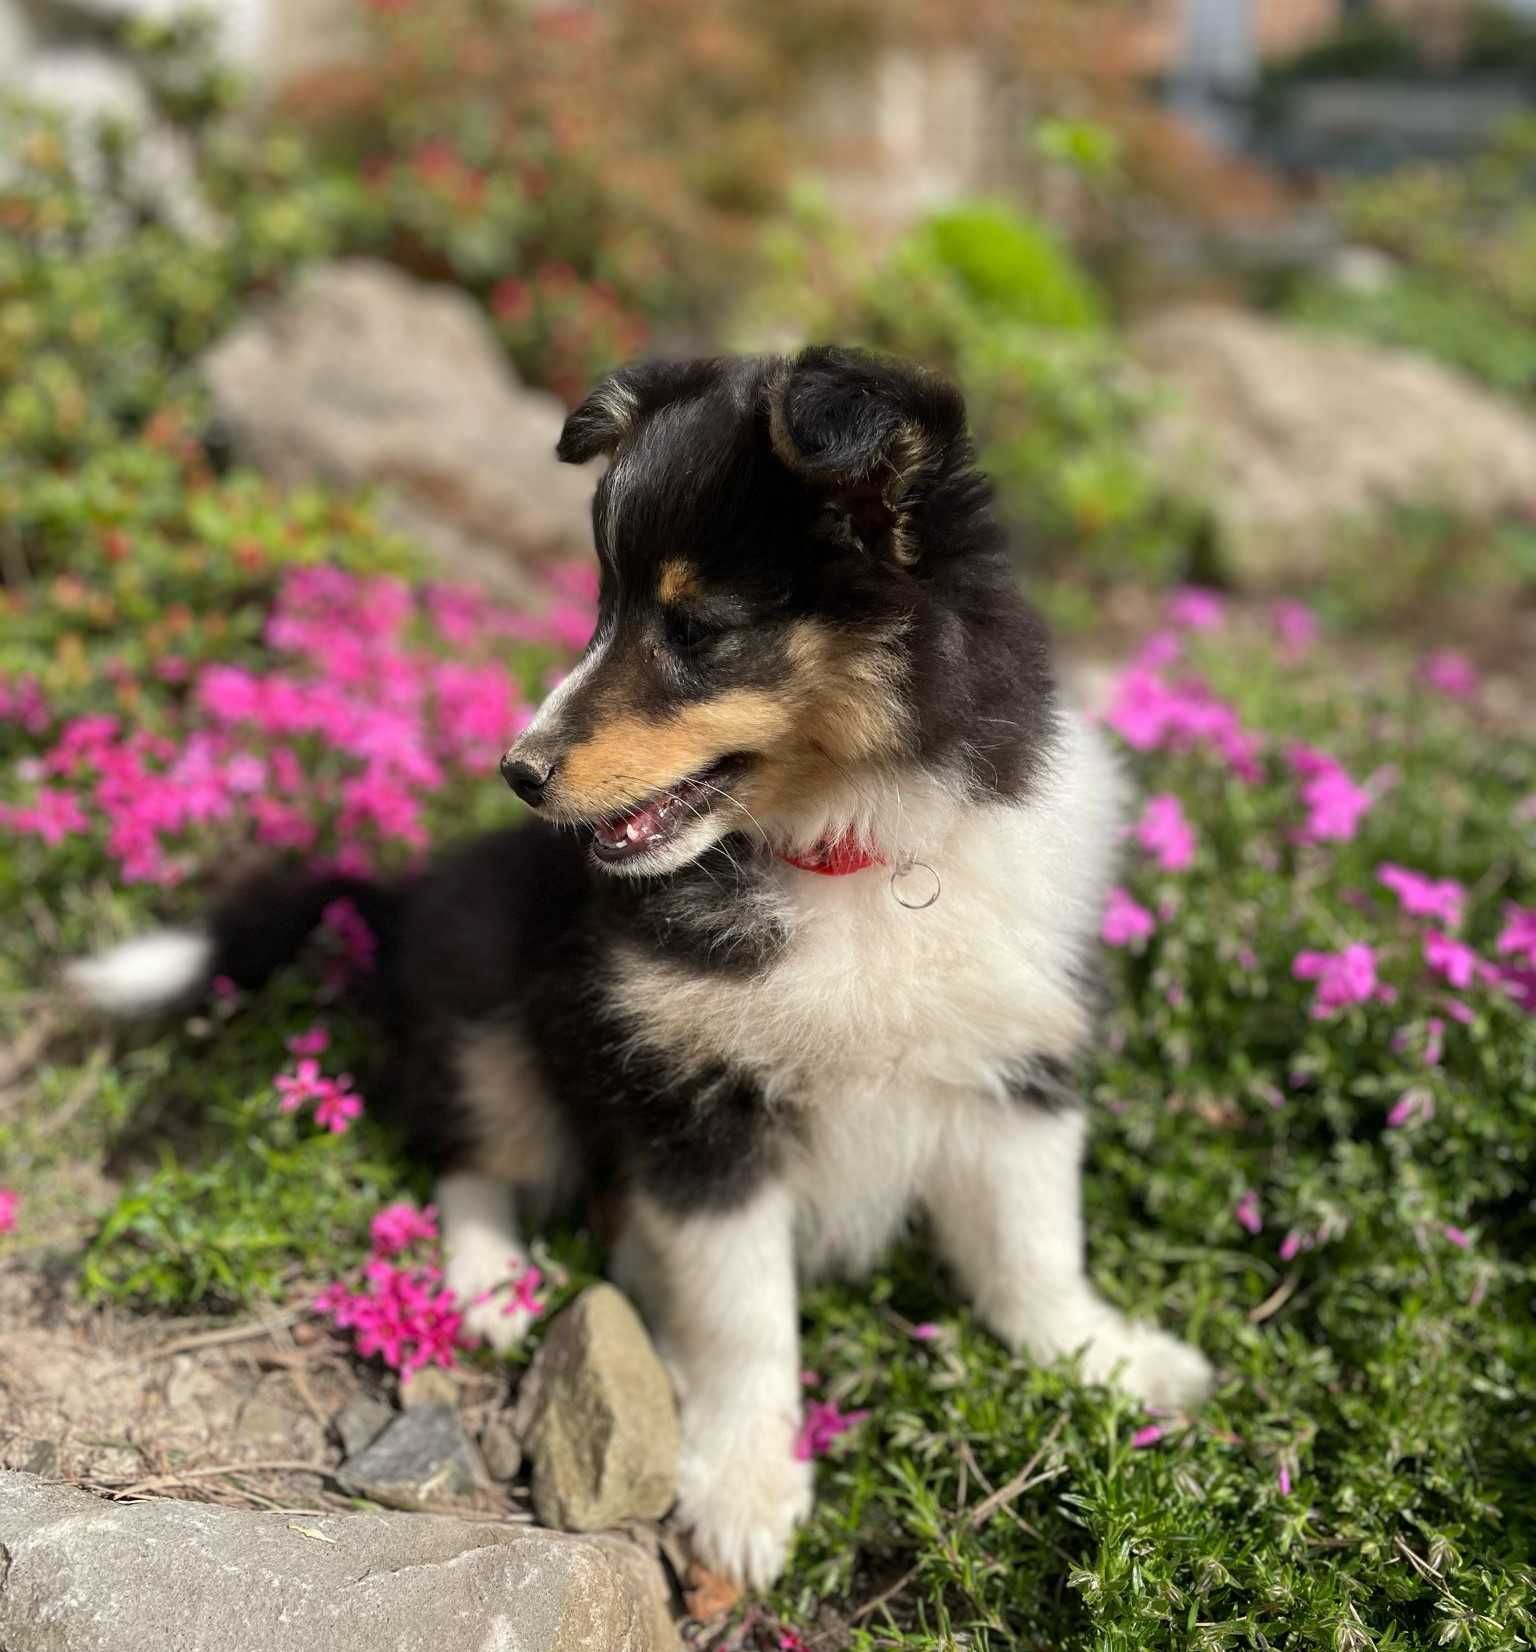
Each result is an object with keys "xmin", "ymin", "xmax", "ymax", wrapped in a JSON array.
[{"xmin": 663, "ymin": 610, "xmax": 727, "ymax": 657}]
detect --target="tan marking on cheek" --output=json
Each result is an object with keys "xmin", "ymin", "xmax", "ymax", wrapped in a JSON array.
[
  {"xmin": 557, "ymin": 690, "xmax": 798, "ymax": 812},
  {"xmin": 784, "ymin": 621, "xmax": 909, "ymax": 764},
  {"xmin": 657, "ymin": 560, "xmax": 698, "ymax": 606}
]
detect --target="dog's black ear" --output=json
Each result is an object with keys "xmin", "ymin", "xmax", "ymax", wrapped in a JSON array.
[
  {"xmin": 766, "ymin": 345, "xmax": 968, "ymax": 562},
  {"xmin": 556, "ymin": 358, "xmax": 718, "ymax": 464}
]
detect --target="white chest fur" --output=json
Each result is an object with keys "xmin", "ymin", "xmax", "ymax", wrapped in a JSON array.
[
  {"xmin": 611, "ymin": 713, "xmax": 1125, "ymax": 1109},
  {"xmin": 608, "ymin": 716, "xmax": 1124, "ymax": 1276}
]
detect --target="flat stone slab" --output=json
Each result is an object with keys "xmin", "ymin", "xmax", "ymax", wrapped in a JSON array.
[{"xmin": 0, "ymin": 1471, "xmax": 676, "ymax": 1652}]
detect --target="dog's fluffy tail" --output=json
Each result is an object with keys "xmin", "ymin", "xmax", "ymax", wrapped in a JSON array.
[{"xmin": 65, "ymin": 867, "xmax": 397, "ymax": 1017}]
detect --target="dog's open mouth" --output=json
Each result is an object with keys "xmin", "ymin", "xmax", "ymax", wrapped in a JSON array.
[{"xmin": 588, "ymin": 756, "xmax": 743, "ymax": 864}]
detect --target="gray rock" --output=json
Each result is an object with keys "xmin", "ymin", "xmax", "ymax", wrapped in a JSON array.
[
  {"xmin": 0, "ymin": 1470, "xmax": 672, "ymax": 1651},
  {"xmin": 521, "ymin": 1284, "xmax": 679, "ymax": 1532},
  {"xmin": 331, "ymin": 1392, "xmax": 394, "ymax": 1458},
  {"xmin": 479, "ymin": 1410, "xmax": 524, "ymax": 1482},
  {"xmin": 1131, "ymin": 306, "xmax": 1536, "ymax": 584},
  {"xmin": 398, "ymin": 1364, "xmax": 458, "ymax": 1410},
  {"xmin": 1323, "ymin": 245, "xmax": 1400, "ymax": 297},
  {"xmin": 201, "ymin": 261, "xmax": 598, "ymax": 595},
  {"xmin": 338, "ymin": 1403, "xmax": 480, "ymax": 1511},
  {"xmin": 22, "ymin": 1438, "xmax": 58, "ymax": 1477}
]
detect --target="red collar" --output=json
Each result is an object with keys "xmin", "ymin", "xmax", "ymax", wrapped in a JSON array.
[{"xmin": 779, "ymin": 835, "xmax": 887, "ymax": 877}]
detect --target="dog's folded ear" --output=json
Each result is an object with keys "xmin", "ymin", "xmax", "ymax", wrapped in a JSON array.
[
  {"xmin": 556, "ymin": 358, "xmax": 720, "ymax": 464},
  {"xmin": 767, "ymin": 345, "xmax": 968, "ymax": 562}
]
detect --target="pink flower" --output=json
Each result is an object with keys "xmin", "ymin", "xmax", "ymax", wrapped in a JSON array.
[
  {"xmin": 778, "ymin": 1635, "xmax": 810, "ymax": 1652},
  {"xmin": 1234, "ymin": 1190, "xmax": 1263, "ymax": 1235},
  {"xmin": 1420, "ymin": 650, "xmax": 1480, "ymax": 700},
  {"xmin": 503, "ymin": 1260, "xmax": 547, "ymax": 1320},
  {"xmin": 1377, "ymin": 864, "xmax": 1464, "ymax": 928},
  {"xmin": 1278, "ymin": 1229, "xmax": 1305, "ymax": 1263},
  {"xmin": 1105, "ymin": 668, "xmax": 1261, "ymax": 780},
  {"xmin": 1443, "ymin": 997, "xmax": 1474, "ymax": 1026},
  {"xmin": 1167, "ymin": 586, "xmax": 1226, "ymax": 631},
  {"xmin": 0, "ymin": 1189, "xmax": 18, "ymax": 1234},
  {"xmin": 1497, "ymin": 904, "xmax": 1536, "ymax": 968},
  {"xmin": 321, "ymin": 898, "xmax": 377, "ymax": 977},
  {"xmin": 794, "ymin": 1399, "xmax": 870, "ymax": 1461},
  {"xmin": 3, "ymin": 786, "xmax": 91, "ymax": 846},
  {"xmin": 318, "ymin": 1259, "xmax": 471, "ymax": 1372},
  {"xmin": 909, "ymin": 1322, "xmax": 941, "ymax": 1342},
  {"xmin": 1130, "ymin": 1423, "xmax": 1165, "ymax": 1449},
  {"xmin": 1271, "ymin": 600, "xmax": 1318, "ymax": 657},
  {"xmin": 276, "ymin": 1057, "xmax": 328, "ymax": 1114},
  {"xmin": 286, "ymin": 1024, "xmax": 331, "ymax": 1058},
  {"xmin": 1277, "ymin": 1463, "xmax": 1292, "ymax": 1496},
  {"xmin": 276, "ymin": 1057, "xmax": 364, "ymax": 1134},
  {"xmin": 1500, "ymin": 966, "xmax": 1536, "ymax": 1015},
  {"xmin": 1424, "ymin": 931, "xmax": 1480, "ymax": 991},
  {"xmin": 370, "ymin": 1202, "xmax": 439, "ymax": 1256},
  {"xmin": 1135, "ymin": 794, "xmax": 1197, "ymax": 872},
  {"xmin": 314, "ymin": 1082, "xmax": 364, "ymax": 1135},
  {"xmin": 1289, "ymin": 746, "xmax": 1372, "ymax": 844},
  {"xmin": 1102, "ymin": 887, "xmax": 1155, "ymax": 948},
  {"xmin": 1443, "ymin": 1224, "xmax": 1471, "ymax": 1250},
  {"xmin": 1133, "ymin": 630, "xmax": 1182, "ymax": 671},
  {"xmin": 1292, "ymin": 943, "xmax": 1378, "ymax": 1018},
  {"xmin": 0, "ymin": 674, "xmax": 50, "ymax": 734},
  {"xmin": 1385, "ymin": 1088, "xmax": 1435, "ymax": 1129}
]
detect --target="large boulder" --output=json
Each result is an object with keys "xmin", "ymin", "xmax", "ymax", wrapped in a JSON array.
[
  {"xmin": 0, "ymin": 1470, "xmax": 677, "ymax": 1652},
  {"xmin": 1130, "ymin": 306, "xmax": 1536, "ymax": 583},
  {"xmin": 201, "ymin": 261, "xmax": 598, "ymax": 596}
]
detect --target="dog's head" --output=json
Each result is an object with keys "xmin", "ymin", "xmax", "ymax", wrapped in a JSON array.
[{"xmin": 501, "ymin": 346, "xmax": 1054, "ymax": 875}]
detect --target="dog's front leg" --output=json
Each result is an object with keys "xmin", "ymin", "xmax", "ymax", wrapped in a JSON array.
[
  {"xmin": 926, "ymin": 1099, "xmax": 1213, "ymax": 1410},
  {"xmin": 622, "ymin": 1182, "xmax": 811, "ymax": 1588}
]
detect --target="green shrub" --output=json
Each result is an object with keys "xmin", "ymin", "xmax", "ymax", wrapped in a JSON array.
[
  {"xmin": 1288, "ymin": 273, "xmax": 1536, "ymax": 399},
  {"xmin": 906, "ymin": 202, "xmax": 1104, "ymax": 332},
  {"xmin": 0, "ymin": 99, "xmax": 370, "ymax": 476},
  {"xmin": 1330, "ymin": 117, "xmax": 1536, "ymax": 334}
]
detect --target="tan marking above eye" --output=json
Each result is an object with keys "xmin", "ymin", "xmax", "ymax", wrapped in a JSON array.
[{"xmin": 657, "ymin": 560, "xmax": 699, "ymax": 606}]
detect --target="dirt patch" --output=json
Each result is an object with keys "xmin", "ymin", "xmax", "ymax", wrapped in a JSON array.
[{"xmin": 0, "ymin": 1261, "xmax": 513, "ymax": 1517}]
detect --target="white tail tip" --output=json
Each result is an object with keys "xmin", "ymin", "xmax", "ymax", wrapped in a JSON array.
[{"xmin": 64, "ymin": 928, "xmax": 213, "ymax": 1016}]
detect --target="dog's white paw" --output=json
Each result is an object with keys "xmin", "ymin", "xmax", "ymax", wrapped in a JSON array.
[
  {"xmin": 677, "ymin": 1411, "xmax": 814, "ymax": 1589},
  {"xmin": 445, "ymin": 1244, "xmax": 533, "ymax": 1355},
  {"xmin": 1076, "ymin": 1314, "xmax": 1214, "ymax": 1411}
]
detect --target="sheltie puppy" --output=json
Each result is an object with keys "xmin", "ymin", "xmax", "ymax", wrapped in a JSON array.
[{"xmin": 68, "ymin": 346, "xmax": 1212, "ymax": 1585}]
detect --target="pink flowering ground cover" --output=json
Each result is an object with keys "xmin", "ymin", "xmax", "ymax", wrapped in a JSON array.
[{"xmin": 4, "ymin": 504, "xmax": 1535, "ymax": 1645}]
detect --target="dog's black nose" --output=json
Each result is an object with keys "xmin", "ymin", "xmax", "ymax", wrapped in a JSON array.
[{"xmin": 501, "ymin": 752, "xmax": 554, "ymax": 807}]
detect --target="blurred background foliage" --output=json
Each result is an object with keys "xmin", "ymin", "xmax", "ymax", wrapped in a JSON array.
[{"xmin": 3, "ymin": 0, "xmax": 1536, "ymax": 611}]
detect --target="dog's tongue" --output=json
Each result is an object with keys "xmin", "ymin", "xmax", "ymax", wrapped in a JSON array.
[{"xmin": 594, "ymin": 792, "xmax": 683, "ymax": 856}]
